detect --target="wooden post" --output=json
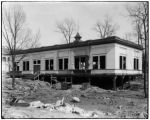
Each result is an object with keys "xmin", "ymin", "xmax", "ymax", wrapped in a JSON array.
[
  {"xmin": 51, "ymin": 75, "xmax": 52, "ymax": 85},
  {"xmin": 65, "ymin": 77, "xmax": 67, "ymax": 82},
  {"xmin": 71, "ymin": 76, "xmax": 73, "ymax": 84},
  {"xmin": 121, "ymin": 75, "xmax": 125, "ymax": 90},
  {"xmin": 128, "ymin": 76, "xmax": 131, "ymax": 87},
  {"xmin": 89, "ymin": 77, "xmax": 91, "ymax": 86},
  {"xmin": 113, "ymin": 76, "xmax": 117, "ymax": 90}
]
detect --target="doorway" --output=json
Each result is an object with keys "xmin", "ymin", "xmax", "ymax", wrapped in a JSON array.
[
  {"xmin": 33, "ymin": 59, "xmax": 41, "ymax": 74},
  {"xmin": 34, "ymin": 65, "xmax": 40, "ymax": 74},
  {"xmin": 74, "ymin": 56, "xmax": 89, "ymax": 70}
]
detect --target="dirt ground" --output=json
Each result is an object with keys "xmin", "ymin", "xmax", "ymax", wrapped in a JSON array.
[{"xmin": 2, "ymin": 74, "xmax": 148, "ymax": 118}]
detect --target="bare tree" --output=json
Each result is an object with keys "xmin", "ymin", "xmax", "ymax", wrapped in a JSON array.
[
  {"xmin": 2, "ymin": 4, "xmax": 40, "ymax": 88},
  {"xmin": 134, "ymin": 19, "xmax": 143, "ymax": 45},
  {"xmin": 56, "ymin": 18, "xmax": 76, "ymax": 44},
  {"xmin": 124, "ymin": 32, "xmax": 132, "ymax": 41},
  {"xmin": 94, "ymin": 16, "xmax": 118, "ymax": 39},
  {"xmin": 127, "ymin": 2, "xmax": 148, "ymax": 98}
]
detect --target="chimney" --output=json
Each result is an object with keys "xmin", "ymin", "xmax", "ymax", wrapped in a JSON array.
[{"xmin": 74, "ymin": 32, "xmax": 82, "ymax": 42}]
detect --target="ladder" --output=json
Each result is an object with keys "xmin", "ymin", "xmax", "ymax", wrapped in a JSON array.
[
  {"xmin": 34, "ymin": 71, "xmax": 40, "ymax": 81},
  {"xmin": 50, "ymin": 75, "xmax": 58, "ymax": 85}
]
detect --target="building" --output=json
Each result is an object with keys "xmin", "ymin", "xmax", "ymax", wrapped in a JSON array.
[
  {"xmin": 2, "ymin": 47, "xmax": 10, "ymax": 73},
  {"xmin": 6, "ymin": 33, "xmax": 143, "ymax": 89}
]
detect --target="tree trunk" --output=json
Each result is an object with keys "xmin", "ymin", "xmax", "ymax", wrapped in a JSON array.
[
  {"xmin": 144, "ymin": 49, "xmax": 148, "ymax": 98},
  {"xmin": 143, "ymin": 21, "xmax": 148, "ymax": 98},
  {"xmin": 12, "ymin": 56, "xmax": 16, "ymax": 89}
]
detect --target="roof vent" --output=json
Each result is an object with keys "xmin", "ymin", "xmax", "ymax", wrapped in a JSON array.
[{"xmin": 74, "ymin": 32, "xmax": 81, "ymax": 42}]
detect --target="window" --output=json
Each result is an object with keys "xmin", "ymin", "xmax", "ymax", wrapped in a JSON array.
[
  {"xmin": 8, "ymin": 57, "xmax": 10, "ymax": 61},
  {"xmin": 59, "ymin": 58, "xmax": 68, "ymax": 70},
  {"xmin": 14, "ymin": 62, "xmax": 19, "ymax": 71},
  {"xmin": 2, "ymin": 57, "xmax": 6, "ymax": 62},
  {"xmin": 23, "ymin": 61, "xmax": 29, "ymax": 71},
  {"xmin": 33, "ymin": 60, "xmax": 41, "ymax": 65},
  {"xmin": 45, "ymin": 59, "xmax": 54, "ymax": 70},
  {"xmin": 93, "ymin": 56, "xmax": 98, "ymax": 69},
  {"xmin": 37, "ymin": 60, "xmax": 41, "ymax": 64},
  {"xmin": 33, "ymin": 60, "xmax": 36, "ymax": 64},
  {"xmin": 45, "ymin": 60, "xmax": 49, "ymax": 70},
  {"xmin": 92, "ymin": 55, "xmax": 106, "ymax": 69},
  {"xmin": 134, "ymin": 58, "xmax": 139, "ymax": 70},
  {"xmin": 64, "ymin": 58, "xmax": 68, "ymax": 70},
  {"xmin": 80, "ymin": 57, "xmax": 86, "ymax": 69},
  {"xmin": 120, "ymin": 56, "xmax": 126, "ymax": 69},
  {"xmin": 59, "ymin": 59, "xmax": 63, "ymax": 70},
  {"xmin": 100, "ymin": 56, "xmax": 106, "ymax": 69},
  {"xmin": 50, "ymin": 59, "xmax": 53, "ymax": 70}
]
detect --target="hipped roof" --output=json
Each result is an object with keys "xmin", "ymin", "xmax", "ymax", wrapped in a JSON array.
[{"xmin": 14, "ymin": 36, "xmax": 143, "ymax": 55}]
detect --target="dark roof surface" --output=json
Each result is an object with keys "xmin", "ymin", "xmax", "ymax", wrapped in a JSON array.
[{"xmin": 15, "ymin": 36, "xmax": 143, "ymax": 55}]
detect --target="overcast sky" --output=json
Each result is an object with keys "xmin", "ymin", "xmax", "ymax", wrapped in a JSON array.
[{"xmin": 3, "ymin": 2, "xmax": 138, "ymax": 47}]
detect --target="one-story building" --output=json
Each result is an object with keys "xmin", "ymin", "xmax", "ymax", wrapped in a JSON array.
[{"xmin": 4, "ymin": 33, "xmax": 143, "ymax": 89}]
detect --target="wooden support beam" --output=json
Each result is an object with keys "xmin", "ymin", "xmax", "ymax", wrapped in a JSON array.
[
  {"xmin": 88, "ymin": 77, "xmax": 91, "ymax": 86},
  {"xmin": 50, "ymin": 75, "xmax": 52, "ymax": 85},
  {"xmin": 113, "ymin": 75, "xmax": 117, "ymax": 91},
  {"xmin": 121, "ymin": 75, "xmax": 125, "ymax": 89},
  {"xmin": 71, "ymin": 77, "xmax": 73, "ymax": 84},
  {"xmin": 65, "ymin": 77, "xmax": 67, "ymax": 82}
]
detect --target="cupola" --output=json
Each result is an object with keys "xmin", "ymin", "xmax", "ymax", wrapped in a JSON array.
[{"xmin": 74, "ymin": 32, "xmax": 82, "ymax": 42}]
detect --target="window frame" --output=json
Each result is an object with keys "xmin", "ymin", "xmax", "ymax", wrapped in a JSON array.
[
  {"xmin": 134, "ymin": 58, "xmax": 139, "ymax": 70},
  {"xmin": 64, "ymin": 58, "xmax": 68, "ymax": 70},
  {"xmin": 120, "ymin": 55, "xmax": 126, "ymax": 70},
  {"xmin": 2, "ymin": 57, "xmax": 6, "ymax": 62},
  {"xmin": 92, "ymin": 54, "xmax": 106, "ymax": 70},
  {"xmin": 23, "ymin": 60, "xmax": 30, "ymax": 71},
  {"xmin": 100, "ymin": 55, "xmax": 106, "ymax": 69},
  {"xmin": 45, "ymin": 58, "xmax": 54, "ymax": 71},
  {"xmin": 93, "ymin": 56, "xmax": 98, "ymax": 69},
  {"xmin": 58, "ymin": 57, "xmax": 69, "ymax": 70},
  {"xmin": 33, "ymin": 59, "xmax": 41, "ymax": 65},
  {"xmin": 14, "ymin": 62, "xmax": 19, "ymax": 71}
]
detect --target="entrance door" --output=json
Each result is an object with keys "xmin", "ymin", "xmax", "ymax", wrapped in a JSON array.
[
  {"xmin": 74, "ymin": 56, "xmax": 88, "ymax": 70},
  {"xmin": 33, "ymin": 65, "xmax": 40, "ymax": 74},
  {"xmin": 33, "ymin": 59, "xmax": 41, "ymax": 74}
]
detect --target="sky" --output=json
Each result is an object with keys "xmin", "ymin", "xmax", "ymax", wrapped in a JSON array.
[{"xmin": 3, "ymin": 2, "xmax": 138, "ymax": 47}]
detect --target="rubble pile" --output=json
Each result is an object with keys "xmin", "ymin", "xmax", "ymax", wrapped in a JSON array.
[
  {"xmin": 2, "ymin": 77, "xmax": 147, "ymax": 118},
  {"xmin": 3, "ymin": 98, "xmax": 106, "ymax": 118},
  {"xmin": 2, "ymin": 78, "xmax": 51, "ymax": 105}
]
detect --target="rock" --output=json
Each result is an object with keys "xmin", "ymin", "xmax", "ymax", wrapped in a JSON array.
[
  {"xmin": 91, "ymin": 112, "xmax": 99, "ymax": 118},
  {"xmin": 72, "ymin": 106, "xmax": 85, "ymax": 115},
  {"xmin": 44, "ymin": 103, "xmax": 54, "ymax": 109},
  {"xmin": 13, "ymin": 103, "xmax": 30, "ymax": 107},
  {"xmin": 117, "ymin": 105, "xmax": 122, "ymax": 110},
  {"xmin": 56, "ymin": 105, "xmax": 73, "ymax": 113},
  {"xmin": 29, "ymin": 101, "xmax": 44, "ymax": 108},
  {"xmin": 71, "ymin": 97, "xmax": 80, "ymax": 103},
  {"xmin": 17, "ymin": 100, "xmax": 26, "ymax": 103},
  {"xmin": 55, "ymin": 97, "xmax": 65, "ymax": 107},
  {"xmin": 80, "ymin": 94, "xmax": 86, "ymax": 98}
]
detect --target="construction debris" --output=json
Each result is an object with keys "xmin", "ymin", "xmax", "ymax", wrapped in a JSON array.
[
  {"xmin": 2, "ymin": 77, "xmax": 147, "ymax": 118},
  {"xmin": 55, "ymin": 97, "xmax": 65, "ymax": 107},
  {"xmin": 71, "ymin": 97, "xmax": 80, "ymax": 103},
  {"xmin": 30, "ymin": 101, "xmax": 45, "ymax": 108}
]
